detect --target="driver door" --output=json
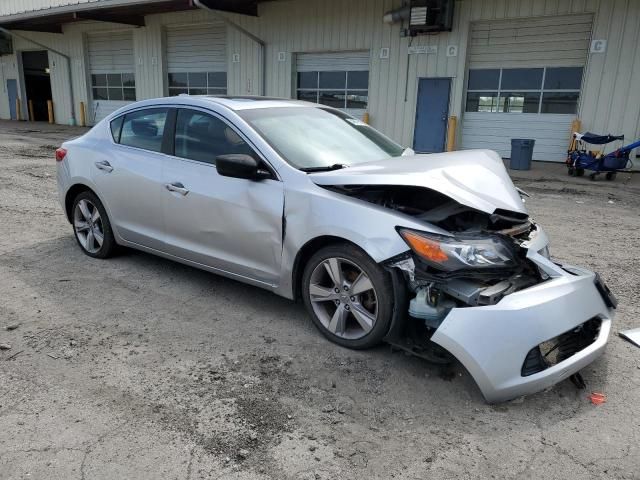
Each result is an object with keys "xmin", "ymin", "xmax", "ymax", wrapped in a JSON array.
[{"xmin": 161, "ymin": 108, "xmax": 284, "ymax": 286}]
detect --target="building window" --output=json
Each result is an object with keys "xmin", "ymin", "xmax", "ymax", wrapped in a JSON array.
[
  {"xmin": 296, "ymin": 71, "xmax": 369, "ymax": 110},
  {"xmin": 465, "ymin": 67, "xmax": 582, "ymax": 114},
  {"xmin": 168, "ymin": 72, "xmax": 227, "ymax": 96},
  {"xmin": 92, "ymin": 73, "xmax": 136, "ymax": 101}
]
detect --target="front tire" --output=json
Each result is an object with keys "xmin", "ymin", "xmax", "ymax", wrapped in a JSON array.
[
  {"xmin": 71, "ymin": 191, "xmax": 116, "ymax": 259},
  {"xmin": 302, "ymin": 243, "xmax": 393, "ymax": 349}
]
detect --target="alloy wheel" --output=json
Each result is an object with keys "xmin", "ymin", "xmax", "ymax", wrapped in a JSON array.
[
  {"xmin": 73, "ymin": 199, "xmax": 104, "ymax": 254},
  {"xmin": 308, "ymin": 257, "xmax": 379, "ymax": 340}
]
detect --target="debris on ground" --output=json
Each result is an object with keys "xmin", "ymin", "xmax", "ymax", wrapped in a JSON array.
[
  {"xmin": 6, "ymin": 350, "xmax": 24, "ymax": 360},
  {"xmin": 619, "ymin": 328, "xmax": 640, "ymax": 348},
  {"xmin": 588, "ymin": 392, "xmax": 607, "ymax": 405},
  {"xmin": 237, "ymin": 449, "xmax": 250, "ymax": 460},
  {"xmin": 6, "ymin": 323, "xmax": 20, "ymax": 331},
  {"xmin": 0, "ymin": 343, "xmax": 12, "ymax": 350}
]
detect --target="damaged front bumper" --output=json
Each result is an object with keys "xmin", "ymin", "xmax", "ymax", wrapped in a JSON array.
[
  {"xmin": 431, "ymin": 263, "xmax": 612, "ymax": 402},
  {"xmin": 391, "ymin": 227, "xmax": 614, "ymax": 403}
]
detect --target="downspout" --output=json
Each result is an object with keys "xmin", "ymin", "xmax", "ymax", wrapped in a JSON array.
[
  {"xmin": 192, "ymin": 0, "xmax": 267, "ymax": 96},
  {"xmin": 0, "ymin": 26, "xmax": 76, "ymax": 125}
]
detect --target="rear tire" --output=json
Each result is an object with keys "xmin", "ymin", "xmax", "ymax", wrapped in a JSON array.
[
  {"xmin": 576, "ymin": 168, "xmax": 585, "ymax": 177},
  {"xmin": 605, "ymin": 172, "xmax": 616, "ymax": 181},
  {"xmin": 71, "ymin": 191, "xmax": 116, "ymax": 259},
  {"xmin": 301, "ymin": 243, "xmax": 393, "ymax": 349}
]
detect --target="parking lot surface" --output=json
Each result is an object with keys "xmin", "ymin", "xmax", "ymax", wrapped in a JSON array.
[{"xmin": 0, "ymin": 120, "xmax": 639, "ymax": 479}]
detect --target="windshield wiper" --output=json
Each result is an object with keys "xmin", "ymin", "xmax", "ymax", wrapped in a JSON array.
[{"xmin": 299, "ymin": 164, "xmax": 348, "ymax": 173}]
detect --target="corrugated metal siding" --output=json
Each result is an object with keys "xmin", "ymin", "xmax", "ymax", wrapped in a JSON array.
[
  {"xmin": 0, "ymin": 0, "xmax": 97, "ymax": 17},
  {"xmin": 166, "ymin": 24, "xmax": 226, "ymax": 72},
  {"xmin": 0, "ymin": 0, "xmax": 638, "ymax": 155},
  {"xmin": 87, "ymin": 31, "xmax": 133, "ymax": 74},
  {"xmin": 580, "ymin": 0, "xmax": 640, "ymax": 149},
  {"xmin": 468, "ymin": 14, "xmax": 593, "ymax": 68}
]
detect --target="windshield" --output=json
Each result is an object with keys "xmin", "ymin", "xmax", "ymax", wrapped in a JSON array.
[{"xmin": 238, "ymin": 107, "xmax": 405, "ymax": 170}]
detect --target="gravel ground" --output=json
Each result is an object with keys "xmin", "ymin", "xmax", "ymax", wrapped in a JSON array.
[{"xmin": 0, "ymin": 120, "xmax": 638, "ymax": 479}]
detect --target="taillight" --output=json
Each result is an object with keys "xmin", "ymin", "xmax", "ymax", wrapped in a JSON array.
[{"xmin": 55, "ymin": 147, "xmax": 67, "ymax": 162}]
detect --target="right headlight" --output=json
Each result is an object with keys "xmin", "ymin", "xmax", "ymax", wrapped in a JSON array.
[{"xmin": 398, "ymin": 228, "xmax": 518, "ymax": 272}]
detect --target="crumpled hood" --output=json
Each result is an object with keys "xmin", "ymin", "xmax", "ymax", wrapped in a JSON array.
[{"xmin": 310, "ymin": 149, "xmax": 527, "ymax": 215}]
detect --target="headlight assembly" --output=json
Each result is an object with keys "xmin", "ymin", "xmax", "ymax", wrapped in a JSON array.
[{"xmin": 398, "ymin": 229, "xmax": 517, "ymax": 271}]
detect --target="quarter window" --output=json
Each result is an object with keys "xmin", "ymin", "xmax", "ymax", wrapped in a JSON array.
[
  {"xmin": 110, "ymin": 115, "xmax": 124, "ymax": 142},
  {"xmin": 168, "ymin": 72, "xmax": 227, "ymax": 96},
  {"xmin": 174, "ymin": 109, "xmax": 254, "ymax": 164},
  {"xmin": 466, "ymin": 67, "xmax": 583, "ymax": 114},
  {"xmin": 296, "ymin": 70, "xmax": 369, "ymax": 111},
  {"xmin": 119, "ymin": 108, "xmax": 168, "ymax": 153},
  {"xmin": 92, "ymin": 73, "xmax": 136, "ymax": 101}
]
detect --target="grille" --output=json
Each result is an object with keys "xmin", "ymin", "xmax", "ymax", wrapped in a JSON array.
[{"xmin": 521, "ymin": 317, "xmax": 602, "ymax": 377}]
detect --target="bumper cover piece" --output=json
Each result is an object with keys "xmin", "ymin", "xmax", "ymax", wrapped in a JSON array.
[{"xmin": 431, "ymin": 262, "xmax": 613, "ymax": 403}]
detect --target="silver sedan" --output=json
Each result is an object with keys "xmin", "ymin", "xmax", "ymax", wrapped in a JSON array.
[{"xmin": 56, "ymin": 96, "xmax": 615, "ymax": 402}]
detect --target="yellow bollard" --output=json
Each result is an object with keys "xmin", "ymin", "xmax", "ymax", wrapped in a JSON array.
[
  {"xmin": 16, "ymin": 98, "xmax": 21, "ymax": 121},
  {"xmin": 47, "ymin": 100, "xmax": 54, "ymax": 124},
  {"xmin": 28, "ymin": 100, "xmax": 35, "ymax": 122},
  {"xmin": 446, "ymin": 115, "xmax": 457, "ymax": 152},
  {"xmin": 362, "ymin": 112, "xmax": 370, "ymax": 124},
  {"xmin": 79, "ymin": 101, "xmax": 86, "ymax": 127},
  {"xmin": 569, "ymin": 118, "xmax": 581, "ymax": 150}
]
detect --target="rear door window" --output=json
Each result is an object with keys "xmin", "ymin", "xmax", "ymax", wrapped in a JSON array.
[
  {"xmin": 119, "ymin": 108, "xmax": 169, "ymax": 153},
  {"xmin": 174, "ymin": 109, "xmax": 255, "ymax": 165}
]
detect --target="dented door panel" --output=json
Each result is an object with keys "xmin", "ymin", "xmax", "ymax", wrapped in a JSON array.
[{"xmin": 162, "ymin": 157, "xmax": 284, "ymax": 285}]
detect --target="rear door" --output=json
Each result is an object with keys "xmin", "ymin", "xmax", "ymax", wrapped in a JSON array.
[
  {"xmin": 92, "ymin": 107, "xmax": 170, "ymax": 250},
  {"xmin": 161, "ymin": 107, "xmax": 284, "ymax": 285}
]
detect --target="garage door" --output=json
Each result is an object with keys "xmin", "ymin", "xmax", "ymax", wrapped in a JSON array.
[
  {"xmin": 166, "ymin": 24, "xmax": 227, "ymax": 96},
  {"xmin": 295, "ymin": 51, "xmax": 370, "ymax": 119},
  {"xmin": 88, "ymin": 31, "xmax": 135, "ymax": 125},
  {"xmin": 461, "ymin": 14, "xmax": 593, "ymax": 161}
]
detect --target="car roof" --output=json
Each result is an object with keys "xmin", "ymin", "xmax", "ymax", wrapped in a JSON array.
[{"xmin": 122, "ymin": 95, "xmax": 315, "ymax": 112}]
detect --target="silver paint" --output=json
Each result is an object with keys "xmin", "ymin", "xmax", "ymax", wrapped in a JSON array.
[{"xmin": 57, "ymin": 96, "xmax": 614, "ymax": 402}]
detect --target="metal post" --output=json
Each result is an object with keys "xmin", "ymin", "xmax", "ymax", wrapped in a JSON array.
[
  {"xmin": 47, "ymin": 100, "xmax": 54, "ymax": 123},
  {"xmin": 446, "ymin": 116, "xmax": 457, "ymax": 152},
  {"xmin": 0, "ymin": 26, "xmax": 76, "ymax": 125}
]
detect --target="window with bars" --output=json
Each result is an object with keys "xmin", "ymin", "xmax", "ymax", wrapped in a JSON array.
[
  {"xmin": 465, "ymin": 67, "xmax": 583, "ymax": 114},
  {"xmin": 296, "ymin": 71, "xmax": 369, "ymax": 110},
  {"xmin": 168, "ymin": 72, "xmax": 227, "ymax": 96},
  {"xmin": 91, "ymin": 73, "xmax": 136, "ymax": 101}
]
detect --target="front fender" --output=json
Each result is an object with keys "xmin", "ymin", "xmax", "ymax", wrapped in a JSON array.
[{"xmin": 274, "ymin": 183, "xmax": 445, "ymax": 299}]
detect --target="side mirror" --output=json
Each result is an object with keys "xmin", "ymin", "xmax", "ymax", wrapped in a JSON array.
[{"xmin": 216, "ymin": 154, "xmax": 272, "ymax": 180}]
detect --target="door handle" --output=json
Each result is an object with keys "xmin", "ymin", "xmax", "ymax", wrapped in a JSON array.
[
  {"xmin": 165, "ymin": 182, "xmax": 189, "ymax": 196},
  {"xmin": 94, "ymin": 160, "xmax": 113, "ymax": 173}
]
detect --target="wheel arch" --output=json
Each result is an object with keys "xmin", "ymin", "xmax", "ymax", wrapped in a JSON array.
[
  {"xmin": 64, "ymin": 184, "xmax": 99, "ymax": 223},
  {"xmin": 291, "ymin": 235, "xmax": 364, "ymax": 300}
]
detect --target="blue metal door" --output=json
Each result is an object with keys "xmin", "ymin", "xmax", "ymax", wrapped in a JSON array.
[
  {"xmin": 413, "ymin": 78, "xmax": 451, "ymax": 153},
  {"xmin": 7, "ymin": 79, "xmax": 18, "ymax": 120}
]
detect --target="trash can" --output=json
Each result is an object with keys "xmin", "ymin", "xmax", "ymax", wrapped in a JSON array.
[{"xmin": 510, "ymin": 139, "xmax": 535, "ymax": 170}]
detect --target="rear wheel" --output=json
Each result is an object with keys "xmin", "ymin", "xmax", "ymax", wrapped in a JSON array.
[
  {"xmin": 576, "ymin": 168, "xmax": 585, "ymax": 177},
  {"xmin": 302, "ymin": 243, "xmax": 393, "ymax": 349},
  {"xmin": 605, "ymin": 172, "xmax": 617, "ymax": 181},
  {"xmin": 72, "ymin": 191, "xmax": 116, "ymax": 259}
]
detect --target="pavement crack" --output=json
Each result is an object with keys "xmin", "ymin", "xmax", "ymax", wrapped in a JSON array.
[{"xmin": 186, "ymin": 446, "xmax": 196, "ymax": 480}]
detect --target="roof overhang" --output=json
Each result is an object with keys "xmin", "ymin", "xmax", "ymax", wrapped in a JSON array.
[{"xmin": 0, "ymin": 0, "xmax": 260, "ymax": 33}]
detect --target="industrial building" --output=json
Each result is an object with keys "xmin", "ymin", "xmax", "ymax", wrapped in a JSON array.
[{"xmin": 0, "ymin": 0, "xmax": 638, "ymax": 161}]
